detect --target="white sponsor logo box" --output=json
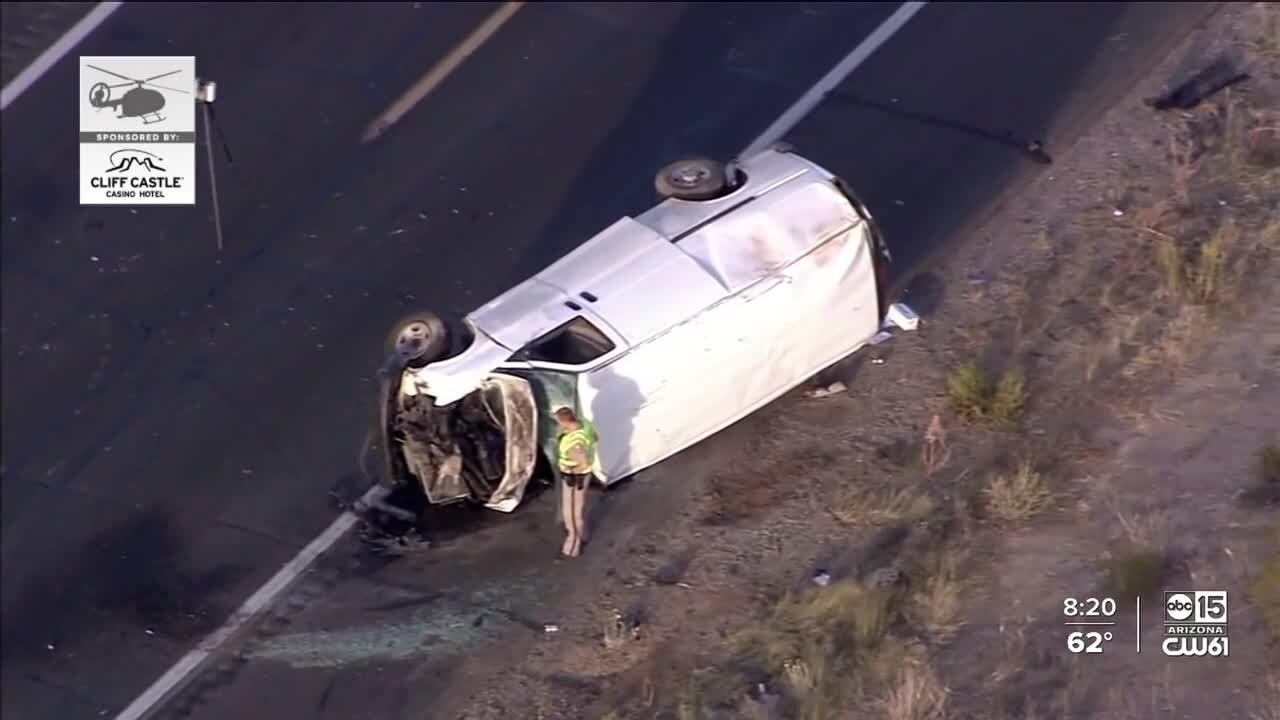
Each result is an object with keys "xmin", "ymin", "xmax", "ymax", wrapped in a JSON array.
[{"xmin": 79, "ymin": 56, "xmax": 196, "ymax": 206}]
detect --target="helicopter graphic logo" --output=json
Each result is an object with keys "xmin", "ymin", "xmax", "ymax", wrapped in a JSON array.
[{"xmin": 87, "ymin": 64, "xmax": 189, "ymax": 125}]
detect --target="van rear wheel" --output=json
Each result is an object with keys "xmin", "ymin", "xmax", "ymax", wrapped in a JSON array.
[{"xmin": 655, "ymin": 157, "xmax": 727, "ymax": 201}]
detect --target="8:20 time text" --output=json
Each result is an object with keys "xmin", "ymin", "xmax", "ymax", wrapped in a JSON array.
[{"xmin": 1063, "ymin": 597, "xmax": 1117, "ymax": 617}]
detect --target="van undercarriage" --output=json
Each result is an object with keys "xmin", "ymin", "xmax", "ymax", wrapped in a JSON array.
[
  {"xmin": 382, "ymin": 372, "xmax": 540, "ymax": 512},
  {"xmin": 392, "ymin": 387, "xmax": 509, "ymax": 504}
]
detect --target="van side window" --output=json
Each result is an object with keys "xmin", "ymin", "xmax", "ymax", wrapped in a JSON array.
[{"xmin": 514, "ymin": 316, "xmax": 616, "ymax": 366}]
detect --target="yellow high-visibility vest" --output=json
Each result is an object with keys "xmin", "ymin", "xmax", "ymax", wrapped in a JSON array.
[{"xmin": 557, "ymin": 419, "xmax": 598, "ymax": 473}]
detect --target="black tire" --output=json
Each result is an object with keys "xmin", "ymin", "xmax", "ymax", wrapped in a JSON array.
[
  {"xmin": 654, "ymin": 156, "xmax": 727, "ymax": 201},
  {"xmin": 373, "ymin": 375, "xmax": 409, "ymax": 490},
  {"xmin": 384, "ymin": 310, "xmax": 451, "ymax": 369}
]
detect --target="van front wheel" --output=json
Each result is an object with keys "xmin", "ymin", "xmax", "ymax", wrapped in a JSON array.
[{"xmin": 385, "ymin": 311, "xmax": 451, "ymax": 369}]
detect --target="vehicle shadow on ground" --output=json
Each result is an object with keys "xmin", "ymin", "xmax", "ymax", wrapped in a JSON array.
[
  {"xmin": 497, "ymin": 1, "xmax": 898, "ymax": 292},
  {"xmin": 583, "ymin": 373, "xmax": 643, "ymax": 542}
]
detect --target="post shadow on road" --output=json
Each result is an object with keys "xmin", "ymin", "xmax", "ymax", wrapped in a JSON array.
[
  {"xmin": 822, "ymin": 91, "xmax": 1053, "ymax": 165},
  {"xmin": 795, "ymin": 1, "xmax": 1133, "ymax": 294}
]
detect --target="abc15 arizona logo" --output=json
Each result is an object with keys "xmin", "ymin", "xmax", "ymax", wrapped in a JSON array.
[{"xmin": 1162, "ymin": 591, "xmax": 1228, "ymax": 657}]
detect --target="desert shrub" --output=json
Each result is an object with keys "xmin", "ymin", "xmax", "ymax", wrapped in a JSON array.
[
  {"xmin": 983, "ymin": 462, "xmax": 1051, "ymax": 523},
  {"xmin": 945, "ymin": 361, "xmax": 1027, "ymax": 425},
  {"xmin": 1100, "ymin": 548, "xmax": 1166, "ymax": 600}
]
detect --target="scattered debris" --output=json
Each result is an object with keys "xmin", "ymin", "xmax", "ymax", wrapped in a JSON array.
[
  {"xmin": 885, "ymin": 302, "xmax": 920, "ymax": 332},
  {"xmin": 1148, "ymin": 56, "xmax": 1249, "ymax": 110},
  {"xmin": 922, "ymin": 414, "xmax": 950, "ymax": 476},
  {"xmin": 964, "ymin": 270, "xmax": 990, "ymax": 286},
  {"xmin": 602, "ymin": 607, "xmax": 644, "ymax": 649},
  {"xmin": 869, "ymin": 329, "xmax": 894, "ymax": 345},
  {"xmin": 543, "ymin": 624, "xmax": 559, "ymax": 634},
  {"xmin": 804, "ymin": 381, "xmax": 846, "ymax": 399},
  {"xmin": 866, "ymin": 566, "xmax": 902, "ymax": 588},
  {"xmin": 811, "ymin": 569, "xmax": 832, "ymax": 586}
]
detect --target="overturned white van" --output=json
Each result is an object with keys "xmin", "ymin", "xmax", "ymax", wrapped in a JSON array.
[{"xmin": 373, "ymin": 147, "xmax": 916, "ymax": 514}]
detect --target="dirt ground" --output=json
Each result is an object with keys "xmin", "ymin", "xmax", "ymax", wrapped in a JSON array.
[{"xmin": 443, "ymin": 4, "xmax": 1280, "ymax": 719}]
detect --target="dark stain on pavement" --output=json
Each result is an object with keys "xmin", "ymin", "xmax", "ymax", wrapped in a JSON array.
[{"xmin": 3, "ymin": 507, "xmax": 247, "ymax": 666}]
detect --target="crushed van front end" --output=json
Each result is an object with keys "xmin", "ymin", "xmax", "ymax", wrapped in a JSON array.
[{"xmin": 379, "ymin": 367, "xmax": 539, "ymax": 513}]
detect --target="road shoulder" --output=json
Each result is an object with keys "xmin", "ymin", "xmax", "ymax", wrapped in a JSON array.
[{"xmin": 448, "ymin": 4, "xmax": 1280, "ymax": 717}]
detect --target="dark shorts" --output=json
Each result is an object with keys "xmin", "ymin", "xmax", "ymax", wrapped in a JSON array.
[{"xmin": 562, "ymin": 472, "xmax": 592, "ymax": 490}]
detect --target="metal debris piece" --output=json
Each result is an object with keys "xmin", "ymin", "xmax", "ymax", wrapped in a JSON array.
[
  {"xmin": 812, "ymin": 569, "xmax": 832, "ymax": 587},
  {"xmin": 867, "ymin": 566, "xmax": 901, "ymax": 587},
  {"xmin": 543, "ymin": 624, "xmax": 559, "ymax": 634},
  {"xmin": 804, "ymin": 381, "xmax": 846, "ymax": 399},
  {"xmin": 885, "ymin": 302, "xmax": 920, "ymax": 332},
  {"xmin": 1148, "ymin": 57, "xmax": 1249, "ymax": 111}
]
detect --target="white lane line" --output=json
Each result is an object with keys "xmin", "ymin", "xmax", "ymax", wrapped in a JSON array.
[
  {"xmin": 116, "ymin": 3, "xmax": 927, "ymax": 717},
  {"xmin": 360, "ymin": 1, "xmax": 525, "ymax": 143},
  {"xmin": 0, "ymin": 1, "xmax": 126, "ymax": 112},
  {"xmin": 111, "ymin": 485, "xmax": 387, "ymax": 720},
  {"xmin": 740, "ymin": 0, "xmax": 929, "ymax": 159}
]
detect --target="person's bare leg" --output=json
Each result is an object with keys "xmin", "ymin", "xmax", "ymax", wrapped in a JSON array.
[
  {"xmin": 561, "ymin": 479, "xmax": 577, "ymax": 556},
  {"xmin": 565, "ymin": 485, "xmax": 585, "ymax": 556},
  {"xmin": 573, "ymin": 484, "xmax": 589, "ymax": 547}
]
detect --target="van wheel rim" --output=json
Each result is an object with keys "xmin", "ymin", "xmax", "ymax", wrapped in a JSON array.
[
  {"xmin": 669, "ymin": 164, "xmax": 709, "ymax": 187},
  {"xmin": 396, "ymin": 322, "xmax": 431, "ymax": 359}
]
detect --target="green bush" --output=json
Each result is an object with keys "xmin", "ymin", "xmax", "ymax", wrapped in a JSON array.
[{"xmin": 945, "ymin": 361, "xmax": 1027, "ymax": 425}]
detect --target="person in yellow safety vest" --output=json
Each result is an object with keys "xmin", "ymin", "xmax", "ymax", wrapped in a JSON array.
[{"xmin": 554, "ymin": 406, "xmax": 598, "ymax": 557}]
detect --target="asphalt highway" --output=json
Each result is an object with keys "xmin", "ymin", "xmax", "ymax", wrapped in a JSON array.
[{"xmin": 0, "ymin": 2, "xmax": 1214, "ymax": 718}]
